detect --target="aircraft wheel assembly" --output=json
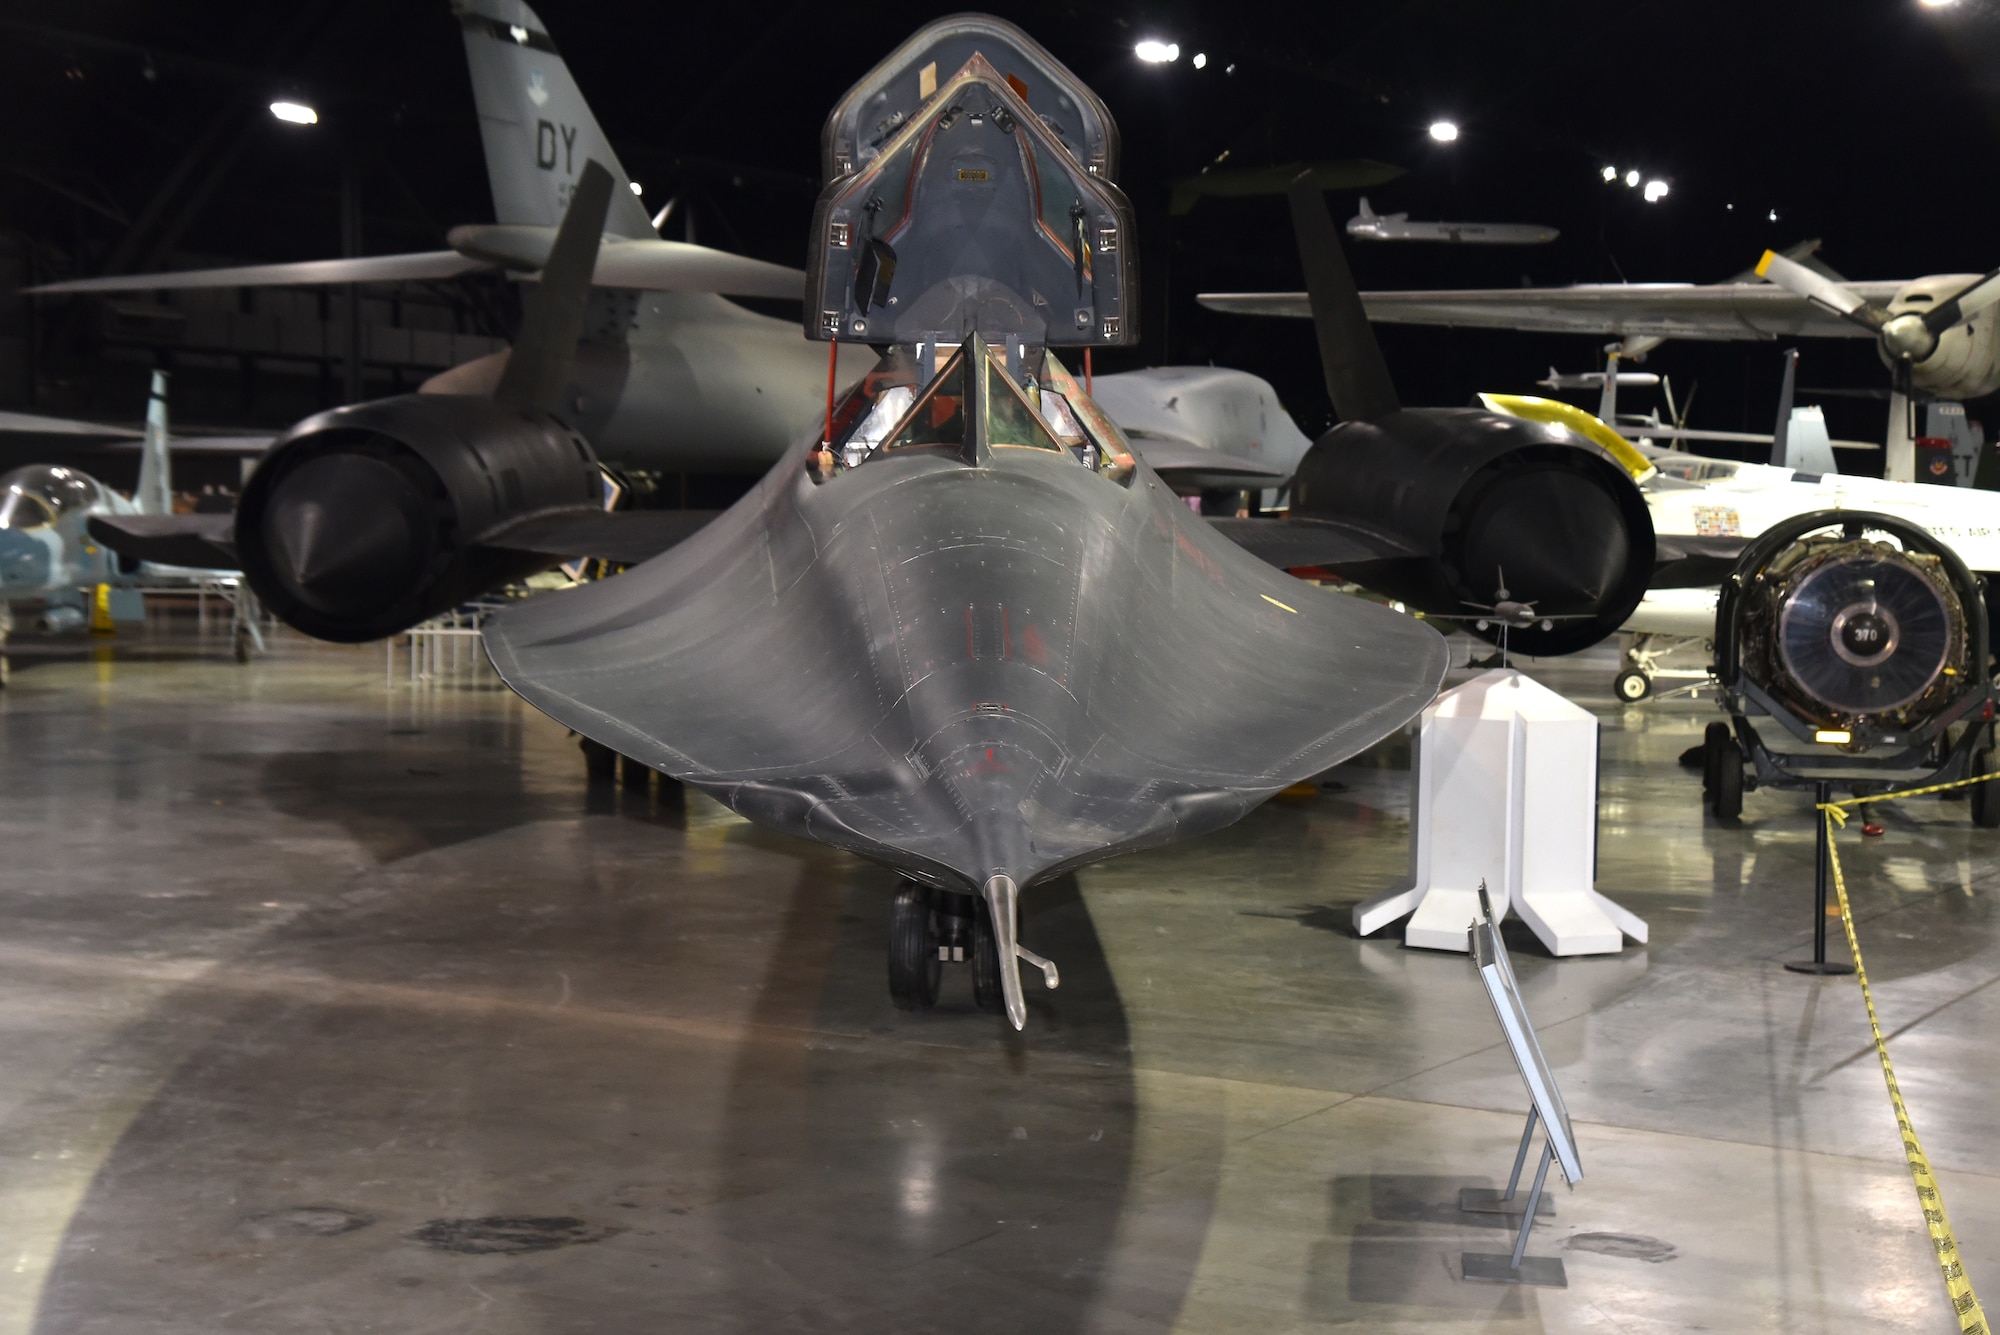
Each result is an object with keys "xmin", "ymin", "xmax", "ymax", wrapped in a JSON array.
[
  {"xmin": 888, "ymin": 882, "xmax": 943, "ymax": 1010},
  {"xmin": 1710, "ymin": 738, "xmax": 1744, "ymax": 820},
  {"xmin": 1701, "ymin": 721, "xmax": 1732, "ymax": 792},
  {"xmin": 971, "ymin": 904, "xmax": 1006, "ymax": 1015},
  {"xmin": 1614, "ymin": 668, "xmax": 1652, "ymax": 702},
  {"xmin": 1973, "ymin": 746, "xmax": 2000, "ymax": 828}
]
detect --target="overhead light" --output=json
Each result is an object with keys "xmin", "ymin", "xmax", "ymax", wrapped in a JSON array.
[
  {"xmin": 1624, "ymin": 169, "xmax": 1640, "ymax": 187},
  {"xmin": 1919, "ymin": 0, "xmax": 1958, "ymax": 7},
  {"xmin": 1769, "ymin": 208, "xmax": 1780, "ymax": 222},
  {"xmin": 1134, "ymin": 40, "xmax": 1180, "ymax": 63},
  {"xmin": 269, "ymin": 100, "xmax": 318, "ymax": 126},
  {"xmin": 1726, "ymin": 202, "xmax": 1735, "ymax": 210},
  {"xmin": 1643, "ymin": 179, "xmax": 1669, "ymax": 202},
  {"xmin": 629, "ymin": 181, "xmax": 644, "ymax": 196},
  {"xmin": 1192, "ymin": 51, "xmax": 1208, "ymax": 69},
  {"xmin": 1601, "ymin": 165, "xmax": 1618, "ymax": 182},
  {"xmin": 1428, "ymin": 120, "xmax": 1459, "ymax": 142}
]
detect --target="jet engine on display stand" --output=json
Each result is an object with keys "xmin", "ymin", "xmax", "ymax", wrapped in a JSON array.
[
  {"xmin": 1702, "ymin": 509, "xmax": 1998, "ymax": 970},
  {"xmin": 1705, "ymin": 509, "xmax": 1997, "ymax": 822}
]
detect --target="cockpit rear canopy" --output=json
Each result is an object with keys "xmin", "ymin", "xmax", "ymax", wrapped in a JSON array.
[
  {"xmin": 806, "ymin": 21, "xmax": 1136, "ymax": 350},
  {"xmin": 819, "ymin": 15, "xmax": 1120, "ymax": 184}
]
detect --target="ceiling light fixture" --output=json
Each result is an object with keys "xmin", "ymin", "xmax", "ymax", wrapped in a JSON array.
[
  {"xmin": 1643, "ymin": 179, "xmax": 1669, "ymax": 202},
  {"xmin": 1428, "ymin": 120, "xmax": 1459, "ymax": 142},
  {"xmin": 1134, "ymin": 40, "xmax": 1179, "ymax": 63},
  {"xmin": 269, "ymin": 101, "xmax": 318, "ymax": 125}
]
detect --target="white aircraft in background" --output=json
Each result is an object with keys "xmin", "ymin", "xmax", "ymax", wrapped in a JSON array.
[
  {"xmin": 1345, "ymin": 197, "xmax": 1557, "ymax": 245},
  {"xmin": 1485, "ymin": 387, "xmax": 2000, "ymax": 700}
]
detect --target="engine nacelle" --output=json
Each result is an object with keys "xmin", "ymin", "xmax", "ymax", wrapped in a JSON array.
[
  {"xmin": 1890, "ymin": 275, "xmax": 2000, "ymax": 401},
  {"xmin": 1717, "ymin": 510, "xmax": 1987, "ymax": 750},
  {"xmin": 1290, "ymin": 407, "xmax": 1655, "ymax": 655},
  {"xmin": 236, "ymin": 395, "xmax": 602, "ymax": 642}
]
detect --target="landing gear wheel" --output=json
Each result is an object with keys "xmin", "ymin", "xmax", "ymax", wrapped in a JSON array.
[
  {"xmin": 1710, "ymin": 738, "xmax": 1744, "ymax": 820},
  {"xmin": 1971, "ymin": 747, "xmax": 2000, "ymax": 828},
  {"xmin": 971, "ymin": 902, "xmax": 1005, "ymax": 1015},
  {"xmin": 1614, "ymin": 668, "xmax": 1652, "ymax": 702},
  {"xmin": 579, "ymin": 736, "xmax": 617, "ymax": 782},
  {"xmin": 1702, "ymin": 721, "xmax": 1732, "ymax": 792},
  {"xmin": 887, "ymin": 882, "xmax": 942, "ymax": 1010}
]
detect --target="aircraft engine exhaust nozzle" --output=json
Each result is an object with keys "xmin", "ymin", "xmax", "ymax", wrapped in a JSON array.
[{"xmin": 236, "ymin": 394, "xmax": 604, "ymax": 643}]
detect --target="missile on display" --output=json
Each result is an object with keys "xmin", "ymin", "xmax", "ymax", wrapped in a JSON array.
[
  {"xmin": 482, "ymin": 15, "xmax": 1449, "ymax": 1031},
  {"xmin": 1347, "ymin": 198, "xmax": 1558, "ymax": 245}
]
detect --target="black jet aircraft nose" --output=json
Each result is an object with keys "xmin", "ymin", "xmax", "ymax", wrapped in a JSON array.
[
  {"xmin": 486, "ymin": 428, "xmax": 1448, "ymax": 1025},
  {"xmin": 259, "ymin": 451, "xmax": 433, "ymax": 618}
]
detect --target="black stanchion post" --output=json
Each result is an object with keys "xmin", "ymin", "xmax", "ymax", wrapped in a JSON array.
[{"xmin": 1787, "ymin": 781, "xmax": 1855, "ymax": 976}]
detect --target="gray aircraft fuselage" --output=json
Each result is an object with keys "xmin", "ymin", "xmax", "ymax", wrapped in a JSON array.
[{"xmin": 425, "ymin": 293, "xmax": 874, "ymax": 474}]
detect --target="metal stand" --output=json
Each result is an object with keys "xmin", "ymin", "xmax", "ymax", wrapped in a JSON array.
[
  {"xmin": 1460, "ymin": 1107, "xmax": 1557, "ymax": 1217},
  {"xmin": 1785, "ymin": 781, "xmax": 1855, "ymax": 976},
  {"xmin": 1461, "ymin": 1134, "xmax": 1566, "ymax": 1287}
]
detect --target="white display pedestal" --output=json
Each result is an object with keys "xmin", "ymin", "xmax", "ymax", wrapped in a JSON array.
[{"xmin": 1353, "ymin": 670, "xmax": 1647, "ymax": 956}]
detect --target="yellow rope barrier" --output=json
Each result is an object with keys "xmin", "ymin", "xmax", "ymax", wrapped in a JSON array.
[{"xmin": 1819, "ymin": 772, "xmax": 1992, "ymax": 1334}]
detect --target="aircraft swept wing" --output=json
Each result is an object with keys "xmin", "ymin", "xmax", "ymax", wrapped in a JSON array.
[
  {"xmin": 1199, "ymin": 281, "xmax": 1909, "ymax": 341},
  {"xmin": 24, "ymin": 232, "xmax": 805, "ymax": 300}
]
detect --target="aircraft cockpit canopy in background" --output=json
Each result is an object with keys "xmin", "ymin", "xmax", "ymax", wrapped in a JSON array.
[
  {"xmin": 819, "ymin": 336, "xmax": 1136, "ymax": 481},
  {"xmin": 0, "ymin": 466, "xmax": 109, "ymax": 531},
  {"xmin": 806, "ymin": 18, "xmax": 1137, "ymax": 350}
]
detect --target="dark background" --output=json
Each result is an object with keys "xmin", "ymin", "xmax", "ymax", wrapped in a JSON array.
[{"xmin": 4, "ymin": 0, "xmax": 1998, "ymax": 463}]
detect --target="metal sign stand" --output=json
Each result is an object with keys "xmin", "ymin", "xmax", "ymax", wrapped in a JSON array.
[
  {"xmin": 1459, "ymin": 883, "xmax": 1581, "ymax": 1289},
  {"xmin": 1784, "ymin": 781, "xmax": 1855, "ymax": 976}
]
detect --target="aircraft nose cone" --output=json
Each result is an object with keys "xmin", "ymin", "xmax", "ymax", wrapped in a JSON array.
[
  {"xmin": 259, "ymin": 452, "xmax": 432, "ymax": 618},
  {"xmin": 1456, "ymin": 466, "xmax": 1628, "ymax": 612}
]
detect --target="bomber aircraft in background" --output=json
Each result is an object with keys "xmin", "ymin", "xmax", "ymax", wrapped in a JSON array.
[{"xmin": 1346, "ymin": 197, "xmax": 1557, "ymax": 245}]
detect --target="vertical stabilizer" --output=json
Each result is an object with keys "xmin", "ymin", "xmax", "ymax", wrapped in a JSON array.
[
  {"xmin": 1286, "ymin": 176, "xmax": 1400, "ymax": 422},
  {"xmin": 136, "ymin": 370, "xmax": 172, "ymax": 516},
  {"xmin": 1357, "ymin": 197, "xmax": 1376, "ymax": 220},
  {"xmin": 1768, "ymin": 349, "xmax": 1799, "ymax": 466},
  {"xmin": 1782, "ymin": 408, "xmax": 1837, "ymax": 475},
  {"xmin": 453, "ymin": 0, "xmax": 656, "ymax": 239}
]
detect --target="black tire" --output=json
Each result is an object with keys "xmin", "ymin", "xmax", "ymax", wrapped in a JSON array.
[
  {"xmin": 579, "ymin": 736, "xmax": 617, "ymax": 781},
  {"xmin": 1702, "ymin": 721, "xmax": 1732, "ymax": 792},
  {"xmin": 1971, "ymin": 748, "xmax": 2000, "ymax": 828},
  {"xmin": 618, "ymin": 752, "xmax": 651, "ymax": 790},
  {"xmin": 1711, "ymin": 739, "xmax": 1744, "ymax": 820},
  {"xmin": 971, "ymin": 902, "xmax": 1005, "ymax": 1014},
  {"xmin": 1613, "ymin": 668, "xmax": 1652, "ymax": 702},
  {"xmin": 888, "ymin": 882, "xmax": 942, "ymax": 1010}
]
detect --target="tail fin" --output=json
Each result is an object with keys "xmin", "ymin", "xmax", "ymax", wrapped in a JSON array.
[
  {"xmin": 453, "ymin": 0, "xmax": 656, "ymax": 239},
  {"xmin": 136, "ymin": 370, "xmax": 172, "ymax": 516},
  {"xmin": 1357, "ymin": 197, "xmax": 1376, "ymax": 220},
  {"xmin": 1768, "ymin": 348, "xmax": 1799, "ymax": 466},
  {"xmin": 1286, "ymin": 175, "xmax": 1400, "ymax": 422}
]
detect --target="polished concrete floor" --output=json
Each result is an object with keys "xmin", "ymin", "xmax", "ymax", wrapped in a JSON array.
[{"xmin": 0, "ymin": 610, "xmax": 1993, "ymax": 1333}]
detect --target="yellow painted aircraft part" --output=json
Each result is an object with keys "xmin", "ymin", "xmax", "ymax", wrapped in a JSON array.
[
  {"xmin": 1477, "ymin": 392, "xmax": 1656, "ymax": 482},
  {"xmin": 89, "ymin": 584, "xmax": 115, "ymax": 635}
]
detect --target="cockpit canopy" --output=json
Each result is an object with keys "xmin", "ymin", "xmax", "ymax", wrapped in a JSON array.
[
  {"xmin": 819, "ymin": 334, "xmax": 1133, "ymax": 482},
  {"xmin": 0, "ymin": 465, "xmax": 108, "ymax": 531},
  {"xmin": 806, "ymin": 46, "xmax": 1137, "ymax": 349}
]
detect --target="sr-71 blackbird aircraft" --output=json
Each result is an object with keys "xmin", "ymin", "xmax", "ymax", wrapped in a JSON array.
[{"xmin": 480, "ymin": 16, "xmax": 1452, "ymax": 1030}]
